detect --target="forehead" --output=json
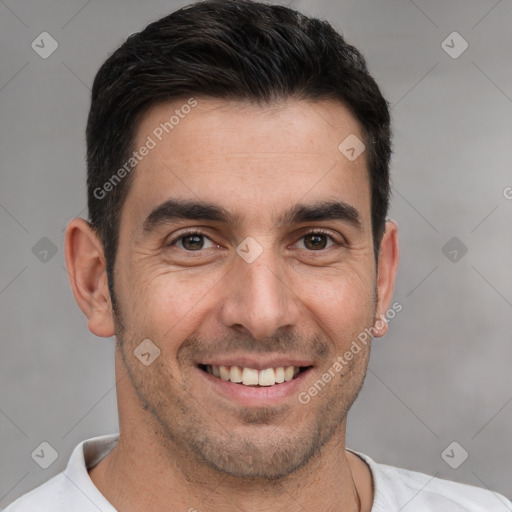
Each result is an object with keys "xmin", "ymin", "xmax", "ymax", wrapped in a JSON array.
[{"xmin": 122, "ymin": 96, "xmax": 371, "ymax": 233}]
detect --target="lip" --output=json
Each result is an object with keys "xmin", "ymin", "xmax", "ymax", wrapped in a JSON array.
[
  {"xmin": 198, "ymin": 365, "xmax": 313, "ymax": 407},
  {"xmin": 198, "ymin": 357, "xmax": 314, "ymax": 370}
]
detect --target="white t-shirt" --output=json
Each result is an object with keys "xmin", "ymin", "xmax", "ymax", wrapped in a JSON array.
[{"xmin": 4, "ymin": 433, "xmax": 511, "ymax": 511}]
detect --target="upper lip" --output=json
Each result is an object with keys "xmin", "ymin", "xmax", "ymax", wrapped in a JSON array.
[{"xmin": 198, "ymin": 356, "xmax": 314, "ymax": 370}]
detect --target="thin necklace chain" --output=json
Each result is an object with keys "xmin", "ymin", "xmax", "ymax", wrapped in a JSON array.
[{"xmin": 348, "ymin": 463, "xmax": 362, "ymax": 512}]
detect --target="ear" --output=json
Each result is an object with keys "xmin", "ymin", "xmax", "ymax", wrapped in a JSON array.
[
  {"xmin": 371, "ymin": 219, "xmax": 400, "ymax": 338},
  {"xmin": 64, "ymin": 218, "xmax": 115, "ymax": 338}
]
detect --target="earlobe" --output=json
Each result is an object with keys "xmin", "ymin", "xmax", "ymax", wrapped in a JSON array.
[
  {"xmin": 372, "ymin": 219, "xmax": 400, "ymax": 339},
  {"xmin": 64, "ymin": 218, "xmax": 115, "ymax": 338},
  {"xmin": 372, "ymin": 313, "xmax": 389, "ymax": 338}
]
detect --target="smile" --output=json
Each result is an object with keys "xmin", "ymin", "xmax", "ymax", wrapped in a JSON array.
[{"xmin": 199, "ymin": 364, "xmax": 310, "ymax": 387}]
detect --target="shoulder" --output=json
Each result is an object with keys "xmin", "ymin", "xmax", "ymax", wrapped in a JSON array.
[
  {"xmin": 3, "ymin": 434, "xmax": 119, "ymax": 512},
  {"xmin": 349, "ymin": 449, "xmax": 512, "ymax": 512},
  {"xmin": 3, "ymin": 473, "xmax": 66, "ymax": 512}
]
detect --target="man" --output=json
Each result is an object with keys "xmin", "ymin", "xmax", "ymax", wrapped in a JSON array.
[{"xmin": 5, "ymin": 0, "xmax": 511, "ymax": 510}]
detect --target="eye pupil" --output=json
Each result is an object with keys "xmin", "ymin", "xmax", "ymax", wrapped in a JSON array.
[
  {"xmin": 304, "ymin": 234, "xmax": 327, "ymax": 250},
  {"xmin": 183, "ymin": 234, "xmax": 203, "ymax": 250}
]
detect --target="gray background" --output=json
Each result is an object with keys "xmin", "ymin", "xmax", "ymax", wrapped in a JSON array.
[{"xmin": 1, "ymin": 0, "xmax": 511, "ymax": 507}]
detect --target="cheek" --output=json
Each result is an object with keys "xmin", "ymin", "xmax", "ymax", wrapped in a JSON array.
[
  {"xmin": 121, "ymin": 264, "xmax": 223, "ymax": 344},
  {"xmin": 291, "ymin": 275, "xmax": 376, "ymax": 356},
  {"xmin": 290, "ymin": 263, "xmax": 376, "ymax": 318}
]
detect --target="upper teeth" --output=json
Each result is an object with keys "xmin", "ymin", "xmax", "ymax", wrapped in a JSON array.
[{"xmin": 206, "ymin": 365, "xmax": 301, "ymax": 386}]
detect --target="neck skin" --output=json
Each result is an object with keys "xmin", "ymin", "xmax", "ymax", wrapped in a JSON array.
[{"xmin": 89, "ymin": 353, "xmax": 374, "ymax": 512}]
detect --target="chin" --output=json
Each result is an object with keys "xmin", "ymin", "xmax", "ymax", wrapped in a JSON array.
[{"xmin": 182, "ymin": 419, "xmax": 329, "ymax": 481}]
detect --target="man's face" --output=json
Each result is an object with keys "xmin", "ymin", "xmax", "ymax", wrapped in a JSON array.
[{"xmin": 112, "ymin": 97, "xmax": 381, "ymax": 479}]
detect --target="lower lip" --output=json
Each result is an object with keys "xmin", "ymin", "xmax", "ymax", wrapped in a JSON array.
[{"xmin": 198, "ymin": 367, "xmax": 313, "ymax": 407}]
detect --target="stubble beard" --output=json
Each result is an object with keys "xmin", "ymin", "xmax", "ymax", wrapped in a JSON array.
[{"xmin": 110, "ymin": 290, "xmax": 373, "ymax": 481}]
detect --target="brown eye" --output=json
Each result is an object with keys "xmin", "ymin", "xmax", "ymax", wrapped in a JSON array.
[
  {"xmin": 181, "ymin": 234, "xmax": 205, "ymax": 251},
  {"xmin": 168, "ymin": 230, "xmax": 217, "ymax": 251},
  {"xmin": 303, "ymin": 233, "xmax": 329, "ymax": 250},
  {"xmin": 298, "ymin": 231, "xmax": 337, "ymax": 251}
]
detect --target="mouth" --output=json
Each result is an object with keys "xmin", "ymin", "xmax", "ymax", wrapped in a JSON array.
[{"xmin": 198, "ymin": 364, "xmax": 312, "ymax": 387}]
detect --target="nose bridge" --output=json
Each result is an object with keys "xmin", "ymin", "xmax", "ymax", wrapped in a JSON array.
[{"xmin": 218, "ymin": 239, "xmax": 298, "ymax": 339}]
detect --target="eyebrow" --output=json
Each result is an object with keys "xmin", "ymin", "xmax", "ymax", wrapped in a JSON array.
[
  {"xmin": 278, "ymin": 200, "xmax": 362, "ymax": 228},
  {"xmin": 142, "ymin": 198, "xmax": 362, "ymax": 233}
]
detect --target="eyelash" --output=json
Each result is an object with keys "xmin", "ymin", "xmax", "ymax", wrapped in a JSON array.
[{"xmin": 167, "ymin": 228, "xmax": 342, "ymax": 251}]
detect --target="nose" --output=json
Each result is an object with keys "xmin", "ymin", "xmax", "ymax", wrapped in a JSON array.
[{"xmin": 218, "ymin": 244, "xmax": 300, "ymax": 340}]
